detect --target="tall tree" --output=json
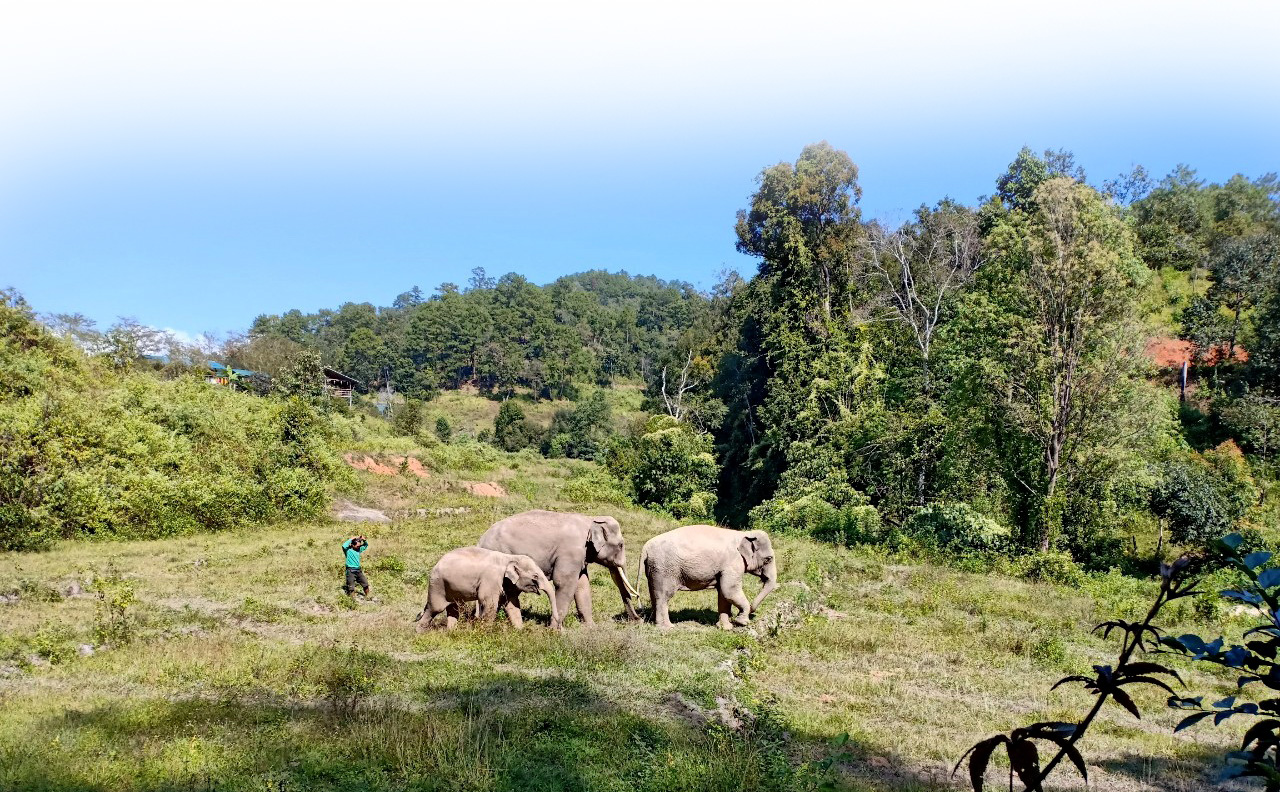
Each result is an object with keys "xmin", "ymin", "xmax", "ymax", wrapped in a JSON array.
[{"xmin": 961, "ymin": 177, "xmax": 1151, "ymax": 549}]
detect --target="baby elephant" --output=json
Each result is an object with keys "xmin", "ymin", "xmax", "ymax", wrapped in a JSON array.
[
  {"xmin": 415, "ymin": 546, "xmax": 559, "ymax": 630},
  {"xmin": 640, "ymin": 525, "xmax": 778, "ymax": 630}
]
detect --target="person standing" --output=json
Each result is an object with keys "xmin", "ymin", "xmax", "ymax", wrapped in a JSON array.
[{"xmin": 342, "ymin": 535, "xmax": 371, "ymax": 598}]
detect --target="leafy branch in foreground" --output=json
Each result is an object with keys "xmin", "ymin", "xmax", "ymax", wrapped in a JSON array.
[
  {"xmin": 1166, "ymin": 533, "xmax": 1280, "ymax": 790},
  {"xmin": 955, "ymin": 555, "xmax": 1206, "ymax": 791}
]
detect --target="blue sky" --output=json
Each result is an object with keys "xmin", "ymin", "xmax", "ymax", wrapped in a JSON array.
[{"xmin": 2, "ymin": 1, "xmax": 1277, "ymax": 339}]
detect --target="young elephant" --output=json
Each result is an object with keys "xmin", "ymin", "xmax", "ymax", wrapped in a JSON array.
[
  {"xmin": 414, "ymin": 546, "xmax": 559, "ymax": 630},
  {"xmin": 640, "ymin": 525, "xmax": 778, "ymax": 630}
]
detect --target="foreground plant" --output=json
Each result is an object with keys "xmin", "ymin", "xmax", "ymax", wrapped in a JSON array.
[
  {"xmin": 1166, "ymin": 533, "xmax": 1280, "ymax": 790},
  {"xmin": 955, "ymin": 555, "xmax": 1205, "ymax": 791}
]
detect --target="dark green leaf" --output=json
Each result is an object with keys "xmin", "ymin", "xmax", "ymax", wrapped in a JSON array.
[
  {"xmin": 1111, "ymin": 688, "xmax": 1141, "ymax": 719},
  {"xmin": 1007, "ymin": 739, "xmax": 1042, "ymax": 792},
  {"xmin": 1175, "ymin": 711, "xmax": 1212, "ymax": 732},
  {"xmin": 1241, "ymin": 719, "xmax": 1280, "ymax": 751},
  {"xmin": 1121, "ymin": 662, "xmax": 1183, "ymax": 684},
  {"xmin": 953, "ymin": 735, "xmax": 1007, "ymax": 792},
  {"xmin": 1117, "ymin": 675, "xmax": 1177, "ymax": 695},
  {"xmin": 1245, "ymin": 551, "xmax": 1273, "ymax": 570}
]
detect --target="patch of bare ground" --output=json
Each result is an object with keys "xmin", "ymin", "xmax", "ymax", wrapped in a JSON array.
[{"xmin": 343, "ymin": 453, "xmax": 430, "ymax": 478}]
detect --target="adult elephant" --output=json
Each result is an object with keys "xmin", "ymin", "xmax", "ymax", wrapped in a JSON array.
[
  {"xmin": 640, "ymin": 525, "xmax": 778, "ymax": 629},
  {"xmin": 478, "ymin": 510, "xmax": 641, "ymax": 629}
]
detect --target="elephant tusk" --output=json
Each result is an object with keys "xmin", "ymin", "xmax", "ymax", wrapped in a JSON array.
[{"xmin": 617, "ymin": 567, "xmax": 640, "ymax": 599}]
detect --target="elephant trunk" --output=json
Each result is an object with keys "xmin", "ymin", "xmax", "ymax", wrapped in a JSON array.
[
  {"xmin": 540, "ymin": 579, "xmax": 560, "ymax": 630},
  {"xmin": 751, "ymin": 559, "xmax": 778, "ymax": 613}
]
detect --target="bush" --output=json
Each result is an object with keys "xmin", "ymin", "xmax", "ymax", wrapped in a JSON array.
[
  {"xmin": 434, "ymin": 415, "xmax": 453, "ymax": 443},
  {"xmin": 494, "ymin": 400, "xmax": 538, "ymax": 452},
  {"xmin": 93, "ymin": 572, "xmax": 138, "ymax": 646},
  {"xmin": 0, "ymin": 302, "xmax": 353, "ymax": 547},
  {"xmin": 1017, "ymin": 551, "xmax": 1087, "ymax": 587},
  {"xmin": 311, "ymin": 645, "xmax": 388, "ymax": 717},
  {"xmin": 543, "ymin": 390, "xmax": 611, "ymax": 460},
  {"xmin": 560, "ymin": 465, "xmax": 632, "ymax": 507},
  {"xmin": 392, "ymin": 398, "xmax": 424, "ymax": 436},
  {"xmin": 605, "ymin": 415, "xmax": 719, "ymax": 520},
  {"xmin": 903, "ymin": 502, "xmax": 1010, "ymax": 553},
  {"xmin": 1151, "ymin": 442, "xmax": 1258, "ymax": 547}
]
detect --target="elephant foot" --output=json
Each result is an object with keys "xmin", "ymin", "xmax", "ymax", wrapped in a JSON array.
[{"xmin": 731, "ymin": 615, "xmax": 750, "ymax": 628}]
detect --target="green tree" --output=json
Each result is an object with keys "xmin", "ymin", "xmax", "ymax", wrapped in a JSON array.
[
  {"xmin": 272, "ymin": 350, "xmax": 325, "ymax": 398},
  {"xmin": 960, "ymin": 177, "xmax": 1152, "ymax": 550},
  {"xmin": 544, "ymin": 390, "xmax": 611, "ymax": 460},
  {"xmin": 1183, "ymin": 234, "xmax": 1278, "ymax": 360},
  {"xmin": 719, "ymin": 142, "xmax": 869, "ymax": 525},
  {"xmin": 493, "ymin": 400, "xmax": 536, "ymax": 451},
  {"xmin": 434, "ymin": 416, "xmax": 452, "ymax": 443},
  {"xmin": 392, "ymin": 398, "xmax": 424, "ymax": 436}
]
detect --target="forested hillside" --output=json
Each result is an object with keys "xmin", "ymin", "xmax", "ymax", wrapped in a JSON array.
[
  {"xmin": 227, "ymin": 143, "xmax": 1280, "ymax": 571},
  {"xmin": 244, "ymin": 269, "xmax": 710, "ymax": 399}
]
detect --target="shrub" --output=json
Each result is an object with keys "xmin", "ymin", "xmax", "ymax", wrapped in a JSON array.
[
  {"xmin": 434, "ymin": 415, "xmax": 453, "ymax": 443},
  {"xmin": 560, "ymin": 466, "xmax": 632, "ymax": 507},
  {"xmin": 494, "ymin": 400, "xmax": 538, "ymax": 452},
  {"xmin": 93, "ymin": 572, "xmax": 138, "ymax": 646},
  {"xmin": 903, "ymin": 502, "xmax": 1010, "ymax": 553},
  {"xmin": 392, "ymin": 398, "xmax": 424, "ymax": 436},
  {"xmin": 605, "ymin": 415, "xmax": 719, "ymax": 520},
  {"xmin": 1151, "ymin": 442, "xmax": 1258, "ymax": 547},
  {"xmin": 314, "ymin": 645, "xmax": 388, "ymax": 717},
  {"xmin": 372, "ymin": 554, "xmax": 407, "ymax": 576},
  {"xmin": 0, "ymin": 302, "xmax": 354, "ymax": 547},
  {"xmin": 544, "ymin": 390, "xmax": 611, "ymax": 460},
  {"xmin": 1017, "ymin": 551, "xmax": 1087, "ymax": 588}
]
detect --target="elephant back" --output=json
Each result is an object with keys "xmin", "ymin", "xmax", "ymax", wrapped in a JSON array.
[{"xmin": 478, "ymin": 510, "xmax": 591, "ymax": 574}]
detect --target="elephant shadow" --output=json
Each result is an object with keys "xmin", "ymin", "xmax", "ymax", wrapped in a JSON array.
[{"xmin": 661, "ymin": 606, "xmax": 722, "ymax": 626}]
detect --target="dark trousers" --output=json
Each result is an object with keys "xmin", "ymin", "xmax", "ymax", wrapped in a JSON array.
[{"xmin": 344, "ymin": 567, "xmax": 369, "ymax": 594}]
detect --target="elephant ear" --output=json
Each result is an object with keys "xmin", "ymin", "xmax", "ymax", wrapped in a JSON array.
[
  {"xmin": 588, "ymin": 518, "xmax": 608, "ymax": 550},
  {"xmin": 504, "ymin": 560, "xmax": 521, "ymax": 586},
  {"xmin": 738, "ymin": 533, "xmax": 762, "ymax": 571}
]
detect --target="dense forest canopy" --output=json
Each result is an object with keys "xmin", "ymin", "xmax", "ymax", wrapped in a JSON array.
[
  {"xmin": 242, "ymin": 270, "xmax": 709, "ymax": 400},
  {"xmin": 15, "ymin": 142, "xmax": 1280, "ymax": 571}
]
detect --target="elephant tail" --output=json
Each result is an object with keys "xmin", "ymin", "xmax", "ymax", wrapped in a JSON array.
[{"xmin": 635, "ymin": 546, "xmax": 647, "ymax": 602}]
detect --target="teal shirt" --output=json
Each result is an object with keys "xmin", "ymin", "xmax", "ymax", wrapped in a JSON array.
[{"xmin": 342, "ymin": 539, "xmax": 366, "ymax": 568}]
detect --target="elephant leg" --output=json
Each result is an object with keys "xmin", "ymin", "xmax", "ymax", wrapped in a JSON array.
[
  {"xmin": 716, "ymin": 589, "xmax": 733, "ymax": 630},
  {"xmin": 574, "ymin": 572, "xmax": 595, "ymax": 627},
  {"xmin": 444, "ymin": 602, "xmax": 460, "ymax": 630},
  {"xmin": 651, "ymin": 578, "xmax": 674, "ymax": 630},
  {"xmin": 478, "ymin": 595, "xmax": 500, "ymax": 623},
  {"xmin": 727, "ymin": 586, "xmax": 752, "ymax": 629},
  {"xmin": 720, "ymin": 580, "xmax": 751, "ymax": 628},
  {"xmin": 504, "ymin": 593, "xmax": 524, "ymax": 629},
  {"xmin": 551, "ymin": 569, "xmax": 578, "ymax": 629}
]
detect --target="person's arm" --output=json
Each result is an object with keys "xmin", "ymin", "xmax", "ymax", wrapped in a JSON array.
[{"xmin": 343, "ymin": 538, "xmax": 354, "ymax": 551}]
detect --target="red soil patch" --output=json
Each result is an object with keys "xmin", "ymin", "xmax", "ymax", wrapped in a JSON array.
[
  {"xmin": 343, "ymin": 453, "xmax": 430, "ymax": 478},
  {"xmin": 1145, "ymin": 337, "xmax": 1248, "ymax": 368},
  {"xmin": 465, "ymin": 481, "xmax": 507, "ymax": 498}
]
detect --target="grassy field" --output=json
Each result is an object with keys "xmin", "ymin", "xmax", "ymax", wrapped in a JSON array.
[
  {"xmin": 0, "ymin": 437, "xmax": 1256, "ymax": 792},
  {"xmin": 404, "ymin": 382, "xmax": 649, "ymax": 441}
]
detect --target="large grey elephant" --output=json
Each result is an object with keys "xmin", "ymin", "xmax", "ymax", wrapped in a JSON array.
[
  {"xmin": 478, "ymin": 510, "xmax": 640, "ymax": 630},
  {"xmin": 414, "ymin": 546, "xmax": 559, "ymax": 630},
  {"xmin": 639, "ymin": 525, "xmax": 778, "ymax": 629}
]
